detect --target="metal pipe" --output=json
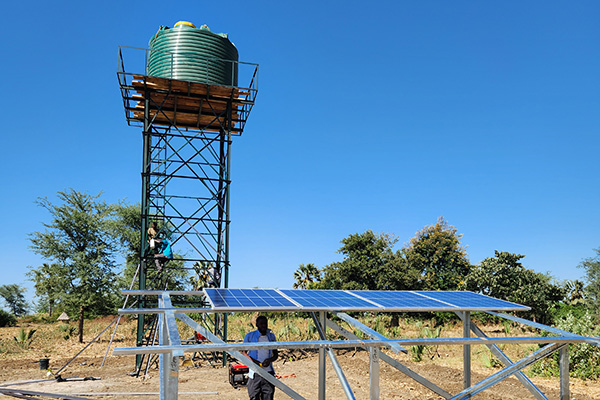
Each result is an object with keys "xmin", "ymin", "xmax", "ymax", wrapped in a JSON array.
[
  {"xmin": 560, "ymin": 346, "xmax": 570, "ymax": 400},
  {"xmin": 455, "ymin": 312, "xmax": 548, "ymax": 400},
  {"xmin": 450, "ymin": 343, "xmax": 565, "ymax": 400},
  {"xmin": 311, "ymin": 313, "xmax": 355, "ymax": 400},
  {"xmin": 113, "ymin": 336, "xmax": 588, "ymax": 355},
  {"xmin": 325, "ymin": 319, "xmax": 451, "ymax": 399},
  {"xmin": 462, "ymin": 311, "xmax": 471, "ymax": 390},
  {"xmin": 318, "ymin": 311, "xmax": 326, "ymax": 400},
  {"xmin": 369, "ymin": 347, "xmax": 380, "ymax": 400},
  {"xmin": 335, "ymin": 312, "xmax": 407, "ymax": 354}
]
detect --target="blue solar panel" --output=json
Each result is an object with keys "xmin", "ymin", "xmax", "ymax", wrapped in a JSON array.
[
  {"xmin": 415, "ymin": 291, "xmax": 528, "ymax": 310},
  {"xmin": 204, "ymin": 288, "xmax": 297, "ymax": 309},
  {"xmin": 279, "ymin": 289, "xmax": 376, "ymax": 309},
  {"xmin": 350, "ymin": 291, "xmax": 444, "ymax": 309},
  {"xmin": 203, "ymin": 288, "xmax": 529, "ymax": 312}
]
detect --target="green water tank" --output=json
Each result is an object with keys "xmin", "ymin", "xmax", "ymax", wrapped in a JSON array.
[{"xmin": 147, "ymin": 21, "xmax": 238, "ymax": 86}]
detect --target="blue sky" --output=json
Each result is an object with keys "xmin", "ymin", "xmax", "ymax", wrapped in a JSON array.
[{"xmin": 1, "ymin": 1, "xmax": 599, "ymax": 307}]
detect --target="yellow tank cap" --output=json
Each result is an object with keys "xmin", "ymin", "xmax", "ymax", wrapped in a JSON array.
[{"xmin": 174, "ymin": 21, "xmax": 196, "ymax": 28}]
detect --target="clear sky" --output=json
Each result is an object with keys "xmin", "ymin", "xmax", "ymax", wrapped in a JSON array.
[{"xmin": 1, "ymin": 1, "xmax": 599, "ymax": 307}]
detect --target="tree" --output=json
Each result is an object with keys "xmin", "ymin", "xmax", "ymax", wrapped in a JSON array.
[
  {"xmin": 578, "ymin": 248, "xmax": 600, "ymax": 315},
  {"xmin": 114, "ymin": 203, "xmax": 143, "ymax": 290},
  {"xmin": 319, "ymin": 230, "xmax": 417, "ymax": 291},
  {"xmin": 403, "ymin": 217, "xmax": 471, "ymax": 291},
  {"xmin": 464, "ymin": 251, "xmax": 564, "ymax": 324},
  {"xmin": 0, "ymin": 284, "xmax": 28, "ymax": 317},
  {"xmin": 27, "ymin": 263, "xmax": 65, "ymax": 317},
  {"xmin": 564, "ymin": 280, "xmax": 586, "ymax": 306},
  {"xmin": 293, "ymin": 263, "xmax": 322, "ymax": 289},
  {"xmin": 29, "ymin": 189, "xmax": 120, "ymax": 342}
]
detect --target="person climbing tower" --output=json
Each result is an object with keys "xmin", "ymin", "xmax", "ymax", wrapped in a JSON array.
[{"xmin": 154, "ymin": 238, "xmax": 173, "ymax": 272}]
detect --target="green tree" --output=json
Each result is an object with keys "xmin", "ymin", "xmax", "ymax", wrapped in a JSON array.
[
  {"xmin": 27, "ymin": 263, "xmax": 65, "ymax": 317},
  {"xmin": 0, "ymin": 284, "xmax": 28, "ymax": 317},
  {"xmin": 29, "ymin": 189, "xmax": 121, "ymax": 342},
  {"xmin": 578, "ymin": 248, "xmax": 600, "ymax": 316},
  {"xmin": 564, "ymin": 280, "xmax": 586, "ymax": 306},
  {"xmin": 403, "ymin": 217, "xmax": 471, "ymax": 290},
  {"xmin": 464, "ymin": 251, "xmax": 564, "ymax": 324},
  {"xmin": 319, "ymin": 230, "xmax": 417, "ymax": 290},
  {"xmin": 293, "ymin": 263, "xmax": 322, "ymax": 289},
  {"xmin": 0, "ymin": 310, "xmax": 17, "ymax": 327},
  {"xmin": 114, "ymin": 203, "xmax": 143, "ymax": 290}
]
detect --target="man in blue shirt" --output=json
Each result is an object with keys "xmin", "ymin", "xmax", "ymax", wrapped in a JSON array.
[{"xmin": 243, "ymin": 315, "xmax": 279, "ymax": 400}]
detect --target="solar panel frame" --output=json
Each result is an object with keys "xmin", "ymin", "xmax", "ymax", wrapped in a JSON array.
[{"xmin": 202, "ymin": 288, "xmax": 530, "ymax": 312}]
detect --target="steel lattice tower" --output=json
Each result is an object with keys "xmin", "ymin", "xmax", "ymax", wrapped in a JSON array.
[{"xmin": 117, "ymin": 46, "xmax": 258, "ymax": 372}]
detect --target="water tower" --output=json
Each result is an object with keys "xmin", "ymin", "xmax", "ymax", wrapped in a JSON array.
[{"xmin": 117, "ymin": 21, "xmax": 258, "ymax": 373}]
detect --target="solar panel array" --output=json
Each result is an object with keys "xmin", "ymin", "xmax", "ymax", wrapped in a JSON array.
[{"xmin": 203, "ymin": 288, "xmax": 529, "ymax": 312}]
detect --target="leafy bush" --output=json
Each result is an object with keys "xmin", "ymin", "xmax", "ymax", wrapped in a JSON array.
[
  {"xmin": 0, "ymin": 309, "xmax": 17, "ymax": 327},
  {"xmin": 551, "ymin": 303, "xmax": 588, "ymax": 322},
  {"xmin": 59, "ymin": 324, "xmax": 76, "ymax": 340},
  {"xmin": 410, "ymin": 321, "xmax": 443, "ymax": 362},
  {"xmin": 13, "ymin": 328, "xmax": 36, "ymax": 349},
  {"xmin": 530, "ymin": 311, "xmax": 600, "ymax": 380}
]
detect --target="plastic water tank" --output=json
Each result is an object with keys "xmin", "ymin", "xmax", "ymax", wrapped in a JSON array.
[{"xmin": 147, "ymin": 21, "xmax": 238, "ymax": 86}]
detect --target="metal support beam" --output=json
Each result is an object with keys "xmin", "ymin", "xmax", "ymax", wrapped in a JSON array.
[
  {"xmin": 311, "ymin": 313, "xmax": 355, "ymax": 400},
  {"xmin": 455, "ymin": 312, "xmax": 548, "ymax": 400},
  {"xmin": 160, "ymin": 294, "xmax": 183, "ymax": 357},
  {"xmin": 158, "ymin": 312, "xmax": 178, "ymax": 400},
  {"xmin": 462, "ymin": 311, "xmax": 471, "ymax": 390},
  {"xmin": 450, "ymin": 343, "xmax": 565, "ymax": 400},
  {"xmin": 318, "ymin": 311, "xmax": 326, "ymax": 400},
  {"xmin": 560, "ymin": 346, "xmax": 570, "ymax": 400},
  {"xmin": 487, "ymin": 312, "xmax": 599, "ymax": 346},
  {"xmin": 311, "ymin": 315, "xmax": 355, "ymax": 399},
  {"xmin": 369, "ymin": 347, "xmax": 380, "ymax": 400},
  {"xmin": 334, "ymin": 312, "xmax": 407, "ymax": 354},
  {"xmin": 115, "ymin": 334, "xmax": 589, "ymax": 352},
  {"xmin": 325, "ymin": 318, "xmax": 452, "ymax": 399}
]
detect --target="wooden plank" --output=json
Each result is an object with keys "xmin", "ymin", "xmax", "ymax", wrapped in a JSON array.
[
  {"xmin": 131, "ymin": 80, "xmax": 249, "ymax": 105},
  {"xmin": 132, "ymin": 109, "xmax": 241, "ymax": 131},
  {"xmin": 131, "ymin": 75, "xmax": 240, "ymax": 99}
]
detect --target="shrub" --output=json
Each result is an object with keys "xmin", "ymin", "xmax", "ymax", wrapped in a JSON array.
[
  {"xmin": 530, "ymin": 310, "xmax": 600, "ymax": 380},
  {"xmin": 13, "ymin": 328, "xmax": 36, "ymax": 349},
  {"xmin": 0, "ymin": 310, "xmax": 17, "ymax": 327},
  {"xmin": 58, "ymin": 324, "xmax": 76, "ymax": 340}
]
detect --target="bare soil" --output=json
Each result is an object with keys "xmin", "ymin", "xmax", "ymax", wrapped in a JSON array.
[{"xmin": 1, "ymin": 318, "xmax": 599, "ymax": 399}]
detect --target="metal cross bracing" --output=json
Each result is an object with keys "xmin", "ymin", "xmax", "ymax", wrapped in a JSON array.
[
  {"xmin": 117, "ymin": 45, "xmax": 259, "ymax": 374},
  {"xmin": 140, "ymin": 125, "xmax": 233, "ymax": 280},
  {"xmin": 116, "ymin": 290, "xmax": 600, "ymax": 400}
]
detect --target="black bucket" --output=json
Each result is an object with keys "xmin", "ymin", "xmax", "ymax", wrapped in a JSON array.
[{"xmin": 39, "ymin": 358, "xmax": 49, "ymax": 370}]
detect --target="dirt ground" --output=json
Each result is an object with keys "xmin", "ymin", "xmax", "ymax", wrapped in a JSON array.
[
  {"xmin": 1, "ymin": 349, "xmax": 599, "ymax": 399},
  {"xmin": 1, "ymin": 319, "xmax": 599, "ymax": 399}
]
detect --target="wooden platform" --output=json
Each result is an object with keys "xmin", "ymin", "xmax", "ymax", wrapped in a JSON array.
[{"xmin": 127, "ymin": 74, "xmax": 254, "ymax": 132}]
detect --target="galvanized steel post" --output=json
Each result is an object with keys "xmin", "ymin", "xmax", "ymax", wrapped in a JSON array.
[
  {"xmin": 463, "ymin": 311, "xmax": 471, "ymax": 390},
  {"xmin": 318, "ymin": 311, "xmax": 327, "ymax": 400},
  {"xmin": 369, "ymin": 346, "xmax": 380, "ymax": 400},
  {"xmin": 560, "ymin": 346, "xmax": 570, "ymax": 400}
]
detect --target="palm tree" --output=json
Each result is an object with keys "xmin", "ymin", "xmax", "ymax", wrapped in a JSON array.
[
  {"xmin": 565, "ymin": 280, "xmax": 586, "ymax": 305},
  {"xmin": 293, "ymin": 263, "xmax": 321, "ymax": 289}
]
